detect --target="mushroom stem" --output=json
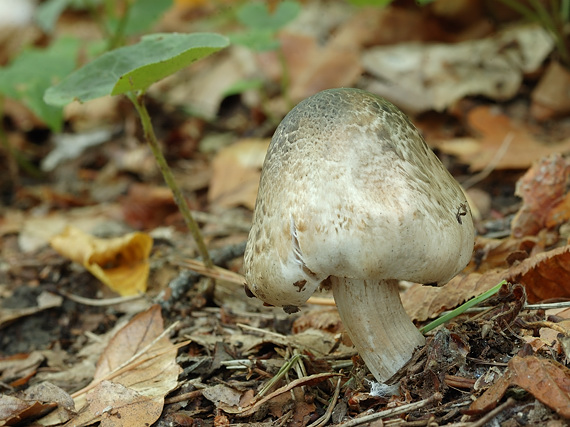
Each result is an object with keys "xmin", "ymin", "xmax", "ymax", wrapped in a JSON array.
[{"xmin": 330, "ymin": 277, "xmax": 425, "ymax": 383}]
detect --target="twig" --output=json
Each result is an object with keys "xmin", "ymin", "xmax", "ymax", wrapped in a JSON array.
[
  {"xmin": 308, "ymin": 377, "xmax": 342, "ymax": 427},
  {"xmin": 467, "ymin": 397, "xmax": 516, "ymax": 427},
  {"xmin": 58, "ymin": 290, "xmax": 145, "ymax": 306},
  {"xmin": 337, "ymin": 393, "xmax": 443, "ymax": 427},
  {"xmin": 525, "ymin": 301, "xmax": 570, "ymax": 310}
]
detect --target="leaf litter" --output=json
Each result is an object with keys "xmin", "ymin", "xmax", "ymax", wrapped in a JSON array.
[{"xmin": 2, "ymin": 1, "xmax": 570, "ymax": 426}]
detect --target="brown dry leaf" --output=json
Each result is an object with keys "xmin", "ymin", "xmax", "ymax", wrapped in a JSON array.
[
  {"xmin": 465, "ymin": 236, "xmax": 538, "ymax": 274},
  {"xmin": 510, "ymin": 356, "xmax": 570, "ymax": 418},
  {"xmin": 57, "ymin": 305, "xmax": 181, "ymax": 426},
  {"xmin": 121, "ymin": 184, "xmax": 179, "ymax": 230},
  {"xmin": 292, "ymin": 308, "xmax": 343, "ymax": 334},
  {"xmin": 532, "ymin": 61, "xmax": 570, "ymax": 120},
  {"xmin": 511, "ymin": 154, "xmax": 570, "ymax": 237},
  {"xmin": 50, "ymin": 226, "xmax": 153, "ymax": 296},
  {"xmin": 468, "ymin": 373, "xmax": 510, "ymax": 413},
  {"xmin": 405, "ymin": 243, "xmax": 570, "ymax": 321},
  {"xmin": 404, "ymin": 271, "xmax": 502, "ymax": 322},
  {"xmin": 272, "ymin": 7, "xmax": 379, "ymax": 102},
  {"xmin": 0, "ymin": 351, "xmax": 45, "ymax": 388},
  {"xmin": 0, "ymin": 394, "xmax": 53, "ymax": 426},
  {"xmin": 445, "ymin": 106, "xmax": 570, "ymax": 171},
  {"xmin": 0, "ymin": 382, "xmax": 75, "ymax": 426},
  {"xmin": 508, "ymin": 244, "xmax": 570, "ymax": 303},
  {"xmin": 470, "ymin": 356, "xmax": 570, "ymax": 417},
  {"xmin": 208, "ymin": 139, "xmax": 269, "ymax": 210},
  {"xmin": 65, "ymin": 381, "xmax": 162, "ymax": 427}
]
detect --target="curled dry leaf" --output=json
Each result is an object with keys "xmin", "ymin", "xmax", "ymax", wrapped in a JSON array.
[
  {"xmin": 50, "ymin": 225, "xmax": 153, "ymax": 296},
  {"xmin": 362, "ymin": 25, "xmax": 553, "ymax": 114},
  {"xmin": 0, "ymin": 394, "xmax": 53, "ymax": 426},
  {"xmin": 511, "ymin": 154, "xmax": 570, "ymax": 238},
  {"xmin": 469, "ymin": 355, "xmax": 570, "ymax": 418}
]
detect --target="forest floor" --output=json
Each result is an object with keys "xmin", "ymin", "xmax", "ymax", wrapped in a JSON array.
[{"xmin": 1, "ymin": 1, "xmax": 570, "ymax": 426}]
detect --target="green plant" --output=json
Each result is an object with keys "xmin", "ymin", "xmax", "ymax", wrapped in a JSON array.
[
  {"xmin": 347, "ymin": 0, "xmax": 434, "ymax": 6},
  {"xmin": 419, "ymin": 280, "xmax": 507, "ymax": 334},
  {"xmin": 498, "ymin": 0, "xmax": 570, "ymax": 67},
  {"xmin": 36, "ymin": 0, "xmax": 173, "ymax": 51},
  {"xmin": 0, "ymin": 38, "xmax": 80, "ymax": 132},
  {"xmin": 227, "ymin": 1, "xmax": 300, "ymax": 104},
  {"xmin": 45, "ymin": 32, "xmax": 230, "ymax": 269}
]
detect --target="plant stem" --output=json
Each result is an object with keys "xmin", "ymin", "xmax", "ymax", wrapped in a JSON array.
[
  {"xmin": 107, "ymin": 0, "xmax": 133, "ymax": 51},
  {"xmin": 128, "ymin": 91, "xmax": 214, "ymax": 270},
  {"xmin": 419, "ymin": 280, "xmax": 506, "ymax": 334}
]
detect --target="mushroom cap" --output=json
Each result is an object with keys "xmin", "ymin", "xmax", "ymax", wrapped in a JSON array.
[{"xmin": 244, "ymin": 88, "xmax": 474, "ymax": 307}]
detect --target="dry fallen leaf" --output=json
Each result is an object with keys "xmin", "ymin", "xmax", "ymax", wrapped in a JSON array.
[
  {"xmin": 66, "ymin": 381, "xmax": 163, "ymax": 427},
  {"xmin": 405, "ymin": 243, "xmax": 570, "ymax": 322},
  {"xmin": 50, "ymin": 226, "xmax": 153, "ymax": 296},
  {"xmin": 45, "ymin": 305, "xmax": 182, "ymax": 427},
  {"xmin": 443, "ymin": 106, "xmax": 570, "ymax": 171},
  {"xmin": 470, "ymin": 355, "xmax": 570, "ymax": 418},
  {"xmin": 511, "ymin": 154, "xmax": 570, "ymax": 238},
  {"xmin": 361, "ymin": 24, "xmax": 553, "ymax": 114},
  {"xmin": 531, "ymin": 61, "xmax": 570, "ymax": 120},
  {"xmin": 208, "ymin": 138, "xmax": 269, "ymax": 210}
]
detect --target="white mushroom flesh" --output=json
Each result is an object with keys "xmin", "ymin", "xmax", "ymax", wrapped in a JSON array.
[{"xmin": 244, "ymin": 88, "xmax": 475, "ymax": 382}]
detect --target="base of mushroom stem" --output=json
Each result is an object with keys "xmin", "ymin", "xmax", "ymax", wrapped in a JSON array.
[{"xmin": 330, "ymin": 277, "xmax": 425, "ymax": 383}]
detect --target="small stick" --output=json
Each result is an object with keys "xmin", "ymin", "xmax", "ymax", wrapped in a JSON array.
[
  {"xmin": 338, "ymin": 392, "xmax": 443, "ymax": 427},
  {"xmin": 467, "ymin": 397, "xmax": 515, "ymax": 427},
  {"xmin": 307, "ymin": 377, "xmax": 342, "ymax": 427}
]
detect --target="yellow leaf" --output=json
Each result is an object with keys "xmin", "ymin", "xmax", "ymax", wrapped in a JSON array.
[{"xmin": 50, "ymin": 226, "xmax": 152, "ymax": 296}]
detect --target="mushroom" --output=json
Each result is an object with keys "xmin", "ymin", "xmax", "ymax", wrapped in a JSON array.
[{"xmin": 244, "ymin": 88, "xmax": 474, "ymax": 382}]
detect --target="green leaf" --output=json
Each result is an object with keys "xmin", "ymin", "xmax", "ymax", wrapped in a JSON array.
[
  {"xmin": 237, "ymin": 1, "xmax": 300, "ymax": 31},
  {"xmin": 123, "ymin": 0, "xmax": 174, "ymax": 36},
  {"xmin": 35, "ymin": 0, "xmax": 72, "ymax": 32},
  {"xmin": 347, "ymin": 0, "xmax": 393, "ymax": 6},
  {"xmin": 0, "ymin": 37, "xmax": 80, "ymax": 131},
  {"xmin": 229, "ymin": 30, "xmax": 280, "ymax": 52},
  {"xmin": 45, "ymin": 32, "xmax": 229, "ymax": 106}
]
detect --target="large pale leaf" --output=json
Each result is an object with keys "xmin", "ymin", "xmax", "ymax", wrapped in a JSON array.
[{"xmin": 44, "ymin": 32, "xmax": 229, "ymax": 106}]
